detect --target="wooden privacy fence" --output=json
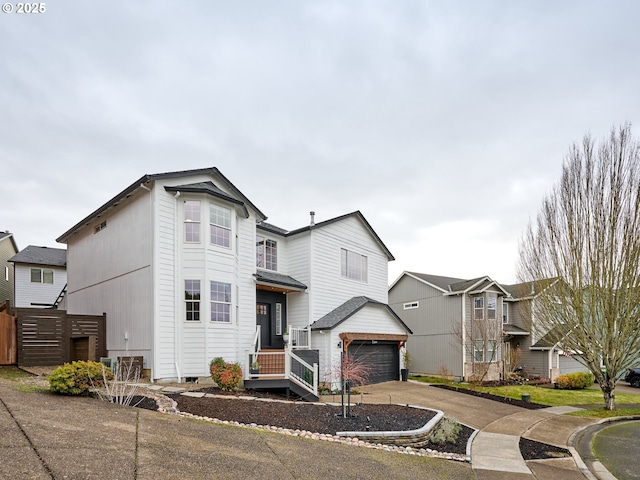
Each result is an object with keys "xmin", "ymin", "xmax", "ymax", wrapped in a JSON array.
[
  {"xmin": 0, "ymin": 310, "xmax": 17, "ymax": 365},
  {"xmin": 15, "ymin": 308, "xmax": 106, "ymax": 367}
]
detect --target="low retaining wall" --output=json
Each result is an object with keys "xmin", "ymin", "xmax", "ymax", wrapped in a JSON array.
[{"xmin": 336, "ymin": 405, "xmax": 444, "ymax": 448}]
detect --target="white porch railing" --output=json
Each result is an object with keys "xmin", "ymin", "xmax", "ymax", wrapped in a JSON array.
[
  {"xmin": 245, "ymin": 326, "xmax": 318, "ymax": 398},
  {"xmin": 288, "ymin": 351, "xmax": 318, "ymax": 397},
  {"xmin": 289, "ymin": 326, "xmax": 310, "ymax": 349}
]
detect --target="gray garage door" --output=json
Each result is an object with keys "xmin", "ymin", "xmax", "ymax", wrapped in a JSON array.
[{"xmin": 347, "ymin": 341, "xmax": 399, "ymax": 384}]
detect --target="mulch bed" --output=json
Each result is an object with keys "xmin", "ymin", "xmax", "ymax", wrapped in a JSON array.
[
  {"xmin": 132, "ymin": 388, "xmax": 473, "ymax": 455},
  {"xmin": 131, "ymin": 385, "xmax": 568, "ymax": 459},
  {"xmin": 431, "ymin": 384, "xmax": 549, "ymax": 410}
]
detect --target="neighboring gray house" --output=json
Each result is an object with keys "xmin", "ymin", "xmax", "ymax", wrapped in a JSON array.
[
  {"xmin": 9, "ymin": 246, "xmax": 67, "ymax": 308},
  {"xmin": 389, "ymin": 271, "xmax": 587, "ymax": 382},
  {"xmin": 0, "ymin": 231, "xmax": 19, "ymax": 305},
  {"xmin": 501, "ymin": 280, "xmax": 588, "ymax": 381}
]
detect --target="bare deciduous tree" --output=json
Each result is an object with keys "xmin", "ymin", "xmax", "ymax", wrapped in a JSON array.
[
  {"xmin": 518, "ymin": 124, "xmax": 640, "ymax": 410},
  {"xmin": 453, "ymin": 317, "xmax": 502, "ymax": 384}
]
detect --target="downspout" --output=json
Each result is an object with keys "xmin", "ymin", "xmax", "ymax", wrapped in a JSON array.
[
  {"xmin": 174, "ymin": 190, "xmax": 182, "ymax": 383},
  {"xmin": 461, "ymin": 293, "xmax": 466, "ymax": 381}
]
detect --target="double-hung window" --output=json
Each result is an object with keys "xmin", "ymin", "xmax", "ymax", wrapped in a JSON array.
[
  {"xmin": 210, "ymin": 281, "xmax": 231, "ymax": 323},
  {"xmin": 184, "ymin": 201, "xmax": 201, "ymax": 243},
  {"xmin": 210, "ymin": 204, "xmax": 231, "ymax": 248},
  {"xmin": 487, "ymin": 296, "xmax": 496, "ymax": 320},
  {"xmin": 503, "ymin": 303, "xmax": 509, "ymax": 324},
  {"xmin": 474, "ymin": 340, "xmax": 484, "ymax": 362},
  {"xmin": 185, "ymin": 280, "xmax": 201, "ymax": 321},
  {"xmin": 31, "ymin": 268, "xmax": 53, "ymax": 284},
  {"xmin": 474, "ymin": 297, "xmax": 484, "ymax": 320},
  {"xmin": 340, "ymin": 248, "xmax": 367, "ymax": 282},
  {"xmin": 256, "ymin": 236, "xmax": 277, "ymax": 270}
]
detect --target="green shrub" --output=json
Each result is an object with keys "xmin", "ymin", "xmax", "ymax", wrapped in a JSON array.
[
  {"xmin": 555, "ymin": 372, "xmax": 594, "ymax": 390},
  {"xmin": 48, "ymin": 361, "xmax": 113, "ymax": 395},
  {"xmin": 209, "ymin": 357, "xmax": 242, "ymax": 391},
  {"xmin": 428, "ymin": 418, "xmax": 462, "ymax": 445}
]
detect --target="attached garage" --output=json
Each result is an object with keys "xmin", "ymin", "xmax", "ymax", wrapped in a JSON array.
[
  {"xmin": 310, "ymin": 296, "xmax": 412, "ymax": 388},
  {"xmin": 347, "ymin": 340, "xmax": 399, "ymax": 384}
]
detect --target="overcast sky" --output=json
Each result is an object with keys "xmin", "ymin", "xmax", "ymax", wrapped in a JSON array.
[{"xmin": 2, "ymin": 1, "xmax": 639, "ymax": 285}]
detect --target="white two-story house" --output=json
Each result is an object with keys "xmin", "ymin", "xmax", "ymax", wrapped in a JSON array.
[{"xmin": 57, "ymin": 167, "xmax": 410, "ymax": 396}]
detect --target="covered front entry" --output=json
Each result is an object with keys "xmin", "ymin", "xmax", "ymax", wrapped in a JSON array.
[
  {"xmin": 256, "ymin": 290, "xmax": 286, "ymax": 349},
  {"xmin": 347, "ymin": 340, "xmax": 400, "ymax": 384}
]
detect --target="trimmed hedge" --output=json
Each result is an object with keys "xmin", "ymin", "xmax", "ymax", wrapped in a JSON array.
[
  {"xmin": 48, "ymin": 361, "xmax": 113, "ymax": 395},
  {"xmin": 555, "ymin": 372, "xmax": 594, "ymax": 390}
]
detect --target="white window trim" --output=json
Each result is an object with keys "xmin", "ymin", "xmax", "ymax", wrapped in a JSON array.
[
  {"xmin": 474, "ymin": 297, "xmax": 484, "ymax": 320},
  {"xmin": 487, "ymin": 296, "xmax": 496, "ymax": 320},
  {"xmin": 256, "ymin": 235, "xmax": 278, "ymax": 271},
  {"xmin": 340, "ymin": 248, "xmax": 368, "ymax": 282},
  {"xmin": 209, "ymin": 203, "xmax": 232, "ymax": 249},
  {"xmin": 503, "ymin": 303, "xmax": 509, "ymax": 324},
  {"xmin": 184, "ymin": 279, "xmax": 201, "ymax": 322},
  {"xmin": 403, "ymin": 301, "xmax": 419, "ymax": 310},
  {"xmin": 210, "ymin": 280, "xmax": 232, "ymax": 323},
  {"xmin": 184, "ymin": 200, "xmax": 201, "ymax": 244}
]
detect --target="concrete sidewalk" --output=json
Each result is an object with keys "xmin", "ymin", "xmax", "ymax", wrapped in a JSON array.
[{"xmin": 356, "ymin": 381, "xmax": 602, "ymax": 479}]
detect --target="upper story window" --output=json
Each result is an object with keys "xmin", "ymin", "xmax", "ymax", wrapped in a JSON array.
[
  {"xmin": 403, "ymin": 301, "xmax": 419, "ymax": 310},
  {"xmin": 503, "ymin": 303, "xmax": 509, "ymax": 324},
  {"xmin": 210, "ymin": 203, "xmax": 231, "ymax": 248},
  {"xmin": 184, "ymin": 201, "xmax": 201, "ymax": 243},
  {"xmin": 94, "ymin": 221, "xmax": 107, "ymax": 233},
  {"xmin": 341, "ymin": 248, "xmax": 367, "ymax": 282},
  {"xmin": 185, "ymin": 280, "xmax": 201, "ymax": 321},
  {"xmin": 31, "ymin": 268, "xmax": 53, "ymax": 284},
  {"xmin": 210, "ymin": 281, "xmax": 231, "ymax": 323},
  {"xmin": 256, "ymin": 236, "xmax": 277, "ymax": 270},
  {"xmin": 487, "ymin": 296, "xmax": 497, "ymax": 320},
  {"xmin": 474, "ymin": 297, "xmax": 484, "ymax": 320}
]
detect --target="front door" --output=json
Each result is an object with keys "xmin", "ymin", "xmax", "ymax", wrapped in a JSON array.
[
  {"xmin": 256, "ymin": 303, "xmax": 271, "ymax": 348},
  {"xmin": 256, "ymin": 290, "xmax": 286, "ymax": 349}
]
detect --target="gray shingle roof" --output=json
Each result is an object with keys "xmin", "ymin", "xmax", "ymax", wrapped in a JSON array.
[
  {"xmin": 257, "ymin": 222, "xmax": 288, "ymax": 236},
  {"xmin": 531, "ymin": 325, "xmax": 570, "ymax": 349},
  {"xmin": 310, "ymin": 296, "xmax": 412, "ymax": 333},
  {"xmin": 503, "ymin": 324, "xmax": 530, "ymax": 336},
  {"xmin": 9, "ymin": 245, "xmax": 67, "ymax": 267},
  {"xmin": 449, "ymin": 276, "xmax": 488, "ymax": 293},
  {"xmin": 254, "ymin": 270, "xmax": 307, "ymax": 290},
  {"xmin": 404, "ymin": 272, "xmax": 467, "ymax": 291},
  {"xmin": 57, "ymin": 167, "xmax": 266, "ymax": 243},
  {"xmin": 502, "ymin": 279, "xmax": 558, "ymax": 299},
  {"xmin": 164, "ymin": 182, "xmax": 246, "ymax": 212}
]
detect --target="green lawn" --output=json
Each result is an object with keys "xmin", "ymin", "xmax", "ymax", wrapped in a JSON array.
[
  {"xmin": 410, "ymin": 375, "xmax": 640, "ymax": 406},
  {"xmin": 0, "ymin": 366, "xmax": 32, "ymax": 380}
]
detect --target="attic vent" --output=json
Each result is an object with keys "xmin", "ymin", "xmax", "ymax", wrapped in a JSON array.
[{"xmin": 94, "ymin": 221, "xmax": 107, "ymax": 234}]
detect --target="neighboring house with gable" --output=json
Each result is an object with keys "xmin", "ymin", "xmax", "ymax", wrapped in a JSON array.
[
  {"xmin": 389, "ymin": 271, "xmax": 586, "ymax": 382},
  {"xmin": 389, "ymin": 272, "xmax": 510, "ymax": 381},
  {"xmin": 9, "ymin": 246, "xmax": 67, "ymax": 309},
  {"xmin": 0, "ymin": 231, "xmax": 19, "ymax": 305},
  {"xmin": 56, "ymin": 167, "xmax": 410, "ymax": 397},
  {"xmin": 501, "ymin": 280, "xmax": 588, "ymax": 381}
]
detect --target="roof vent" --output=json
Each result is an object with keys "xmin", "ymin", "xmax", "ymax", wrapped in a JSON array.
[{"xmin": 310, "ymin": 211, "xmax": 315, "ymax": 226}]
